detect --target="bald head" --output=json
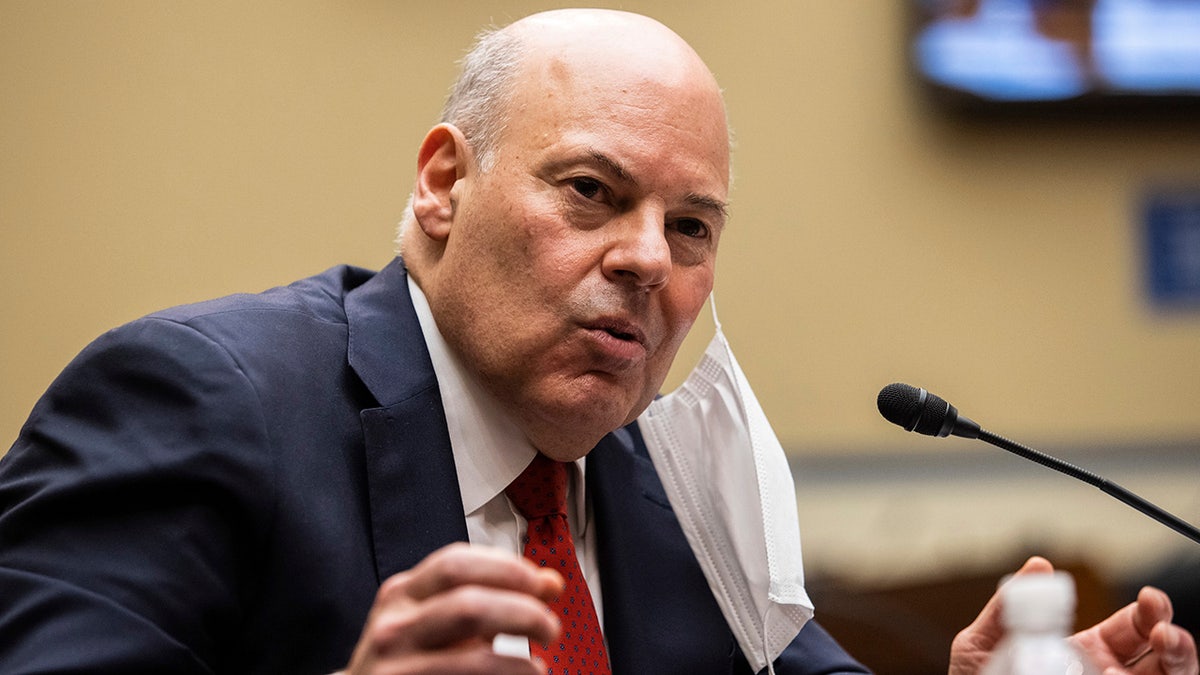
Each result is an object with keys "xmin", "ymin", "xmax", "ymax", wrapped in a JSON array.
[
  {"xmin": 507, "ymin": 8, "xmax": 715, "ymax": 77},
  {"xmin": 439, "ymin": 9, "xmax": 728, "ymax": 171}
]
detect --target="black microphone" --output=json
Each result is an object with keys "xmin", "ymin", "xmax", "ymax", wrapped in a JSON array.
[
  {"xmin": 876, "ymin": 382, "xmax": 981, "ymax": 439},
  {"xmin": 876, "ymin": 382, "xmax": 1200, "ymax": 546}
]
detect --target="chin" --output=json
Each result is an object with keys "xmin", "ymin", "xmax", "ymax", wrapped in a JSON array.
[
  {"xmin": 526, "ymin": 395, "xmax": 635, "ymax": 455},
  {"xmin": 528, "ymin": 425, "xmax": 610, "ymax": 462}
]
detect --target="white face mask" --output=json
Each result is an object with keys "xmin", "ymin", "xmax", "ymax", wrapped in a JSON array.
[{"xmin": 638, "ymin": 302, "xmax": 813, "ymax": 674}]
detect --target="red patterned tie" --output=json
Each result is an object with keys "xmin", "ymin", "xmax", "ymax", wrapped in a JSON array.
[{"xmin": 506, "ymin": 453, "xmax": 611, "ymax": 675}]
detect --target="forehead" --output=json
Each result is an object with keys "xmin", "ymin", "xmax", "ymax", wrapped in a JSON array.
[{"xmin": 501, "ymin": 42, "xmax": 731, "ymax": 200}]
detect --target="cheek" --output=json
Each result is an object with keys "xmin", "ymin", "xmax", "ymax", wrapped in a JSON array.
[
  {"xmin": 460, "ymin": 203, "xmax": 552, "ymax": 285},
  {"xmin": 521, "ymin": 228, "xmax": 602, "ymax": 293},
  {"xmin": 670, "ymin": 268, "xmax": 715, "ymax": 325},
  {"xmin": 660, "ymin": 313, "xmax": 698, "ymax": 361},
  {"xmin": 655, "ymin": 273, "xmax": 714, "ymax": 360}
]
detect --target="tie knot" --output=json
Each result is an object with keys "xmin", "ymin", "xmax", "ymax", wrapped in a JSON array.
[{"xmin": 506, "ymin": 453, "xmax": 569, "ymax": 520}]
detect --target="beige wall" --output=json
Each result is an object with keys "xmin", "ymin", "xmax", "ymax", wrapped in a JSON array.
[{"xmin": 3, "ymin": 2, "xmax": 1200, "ymax": 579}]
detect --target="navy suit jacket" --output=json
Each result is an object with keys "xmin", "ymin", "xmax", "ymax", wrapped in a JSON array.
[{"xmin": 0, "ymin": 258, "xmax": 867, "ymax": 674}]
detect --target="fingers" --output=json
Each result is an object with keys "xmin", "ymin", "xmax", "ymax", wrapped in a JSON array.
[
  {"xmin": 346, "ymin": 543, "xmax": 565, "ymax": 675},
  {"xmin": 354, "ymin": 648, "xmax": 549, "ymax": 675},
  {"xmin": 1071, "ymin": 586, "xmax": 1197, "ymax": 675},
  {"xmin": 1092, "ymin": 587, "xmax": 1175, "ymax": 665},
  {"xmin": 1014, "ymin": 556, "xmax": 1055, "ymax": 576},
  {"xmin": 1115, "ymin": 622, "xmax": 1199, "ymax": 675},
  {"xmin": 1146, "ymin": 618, "xmax": 1199, "ymax": 675},
  {"xmin": 369, "ymin": 583, "xmax": 561, "ymax": 651},
  {"xmin": 396, "ymin": 544, "xmax": 563, "ymax": 605},
  {"xmin": 1134, "ymin": 587, "xmax": 1175, "ymax": 638}
]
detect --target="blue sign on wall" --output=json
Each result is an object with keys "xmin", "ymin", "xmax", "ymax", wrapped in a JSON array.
[{"xmin": 1145, "ymin": 190, "xmax": 1200, "ymax": 309}]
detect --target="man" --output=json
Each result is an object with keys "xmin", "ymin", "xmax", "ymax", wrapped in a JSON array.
[{"xmin": 0, "ymin": 8, "xmax": 1194, "ymax": 675}]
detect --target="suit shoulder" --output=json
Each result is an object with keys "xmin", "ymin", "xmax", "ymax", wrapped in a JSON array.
[{"xmin": 148, "ymin": 264, "xmax": 376, "ymax": 327}]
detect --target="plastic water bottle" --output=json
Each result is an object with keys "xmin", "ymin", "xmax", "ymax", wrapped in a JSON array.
[{"xmin": 981, "ymin": 572, "xmax": 1100, "ymax": 675}]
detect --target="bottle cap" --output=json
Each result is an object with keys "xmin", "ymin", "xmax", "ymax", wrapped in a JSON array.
[{"xmin": 1000, "ymin": 571, "xmax": 1076, "ymax": 632}]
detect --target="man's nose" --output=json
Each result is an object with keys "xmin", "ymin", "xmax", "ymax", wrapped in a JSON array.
[{"xmin": 601, "ymin": 208, "xmax": 671, "ymax": 289}]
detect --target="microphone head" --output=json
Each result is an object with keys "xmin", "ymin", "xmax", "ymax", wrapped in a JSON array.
[
  {"xmin": 876, "ymin": 382, "xmax": 957, "ymax": 437},
  {"xmin": 877, "ymin": 383, "xmax": 923, "ymax": 429}
]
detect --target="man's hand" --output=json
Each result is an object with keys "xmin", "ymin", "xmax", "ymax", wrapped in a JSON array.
[
  {"xmin": 950, "ymin": 556, "xmax": 1198, "ymax": 675},
  {"xmin": 1072, "ymin": 584, "xmax": 1198, "ymax": 675},
  {"xmin": 344, "ymin": 543, "xmax": 564, "ymax": 675}
]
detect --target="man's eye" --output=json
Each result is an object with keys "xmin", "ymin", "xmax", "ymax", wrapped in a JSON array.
[
  {"xmin": 674, "ymin": 218, "xmax": 709, "ymax": 239},
  {"xmin": 570, "ymin": 177, "xmax": 604, "ymax": 201}
]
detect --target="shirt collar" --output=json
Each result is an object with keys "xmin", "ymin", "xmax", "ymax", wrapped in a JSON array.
[{"xmin": 406, "ymin": 276, "xmax": 587, "ymax": 521}]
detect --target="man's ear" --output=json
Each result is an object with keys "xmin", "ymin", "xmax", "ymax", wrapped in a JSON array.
[{"xmin": 412, "ymin": 123, "xmax": 472, "ymax": 241}]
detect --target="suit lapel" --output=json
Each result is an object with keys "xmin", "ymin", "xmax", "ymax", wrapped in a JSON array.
[
  {"xmin": 589, "ymin": 424, "xmax": 738, "ymax": 674},
  {"xmin": 346, "ymin": 258, "xmax": 468, "ymax": 582}
]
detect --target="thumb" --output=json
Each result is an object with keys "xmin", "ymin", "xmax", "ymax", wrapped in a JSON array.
[{"xmin": 976, "ymin": 557, "xmax": 1057, "ymax": 639}]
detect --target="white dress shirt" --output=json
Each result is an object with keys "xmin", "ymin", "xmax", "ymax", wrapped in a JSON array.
[{"xmin": 406, "ymin": 277, "xmax": 605, "ymax": 649}]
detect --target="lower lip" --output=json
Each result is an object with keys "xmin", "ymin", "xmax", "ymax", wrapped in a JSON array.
[{"xmin": 584, "ymin": 328, "xmax": 646, "ymax": 368}]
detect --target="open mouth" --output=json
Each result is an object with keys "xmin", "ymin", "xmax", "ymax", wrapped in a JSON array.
[
  {"xmin": 589, "ymin": 318, "xmax": 645, "ymax": 347},
  {"xmin": 583, "ymin": 319, "xmax": 648, "ymax": 367}
]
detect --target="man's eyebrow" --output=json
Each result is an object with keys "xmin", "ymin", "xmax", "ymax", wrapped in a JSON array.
[
  {"xmin": 587, "ymin": 149, "xmax": 636, "ymax": 185},
  {"xmin": 685, "ymin": 193, "xmax": 729, "ymax": 220},
  {"xmin": 583, "ymin": 148, "xmax": 729, "ymax": 219}
]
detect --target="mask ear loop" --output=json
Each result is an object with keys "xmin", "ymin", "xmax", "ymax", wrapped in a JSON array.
[
  {"xmin": 763, "ymin": 603, "xmax": 778, "ymax": 675},
  {"xmin": 708, "ymin": 292, "xmax": 723, "ymax": 334}
]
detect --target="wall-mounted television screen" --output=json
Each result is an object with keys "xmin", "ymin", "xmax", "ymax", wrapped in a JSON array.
[{"xmin": 911, "ymin": 0, "xmax": 1200, "ymax": 112}]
